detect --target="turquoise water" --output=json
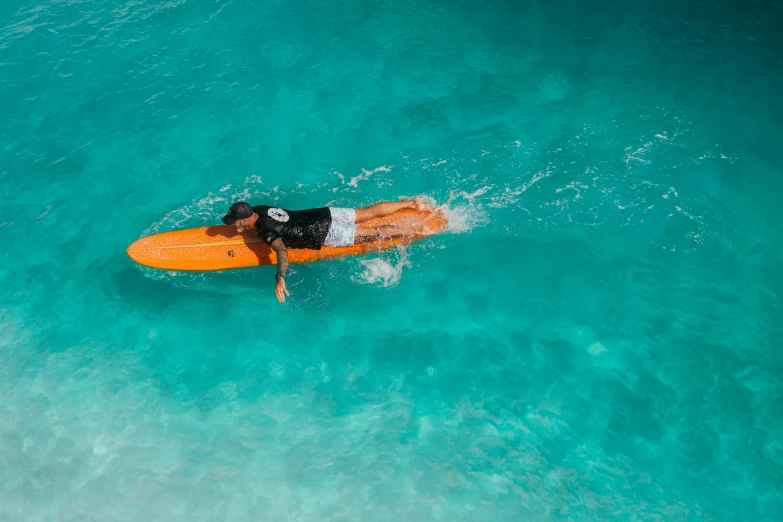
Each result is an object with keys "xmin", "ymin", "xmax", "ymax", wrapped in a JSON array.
[{"xmin": 2, "ymin": 0, "xmax": 783, "ymax": 519}]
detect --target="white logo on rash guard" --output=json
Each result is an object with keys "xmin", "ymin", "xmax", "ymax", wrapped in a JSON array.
[{"xmin": 268, "ymin": 208, "xmax": 289, "ymax": 222}]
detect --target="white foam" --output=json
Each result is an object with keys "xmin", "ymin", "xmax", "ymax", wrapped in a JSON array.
[
  {"xmin": 346, "ymin": 165, "xmax": 392, "ymax": 188},
  {"xmin": 555, "ymin": 180, "xmax": 589, "ymax": 200},
  {"xmin": 143, "ymin": 175, "xmax": 273, "ymax": 235}
]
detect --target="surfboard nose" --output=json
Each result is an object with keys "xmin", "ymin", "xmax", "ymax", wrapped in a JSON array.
[{"xmin": 126, "ymin": 236, "xmax": 158, "ymax": 268}]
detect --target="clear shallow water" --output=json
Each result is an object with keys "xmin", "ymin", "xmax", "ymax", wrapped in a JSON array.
[{"xmin": 1, "ymin": 0, "xmax": 782, "ymax": 519}]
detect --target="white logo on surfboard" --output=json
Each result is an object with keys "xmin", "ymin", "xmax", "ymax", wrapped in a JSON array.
[{"xmin": 268, "ymin": 208, "xmax": 289, "ymax": 222}]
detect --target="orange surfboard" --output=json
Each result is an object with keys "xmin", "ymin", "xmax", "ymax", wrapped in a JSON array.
[{"xmin": 127, "ymin": 208, "xmax": 448, "ymax": 271}]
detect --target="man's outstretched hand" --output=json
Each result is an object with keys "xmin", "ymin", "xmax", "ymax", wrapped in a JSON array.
[{"xmin": 275, "ymin": 278, "xmax": 290, "ymax": 303}]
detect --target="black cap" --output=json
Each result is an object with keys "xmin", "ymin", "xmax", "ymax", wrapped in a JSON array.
[{"xmin": 222, "ymin": 201, "xmax": 254, "ymax": 225}]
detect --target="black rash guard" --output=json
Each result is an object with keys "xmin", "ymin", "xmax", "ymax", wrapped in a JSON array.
[{"xmin": 253, "ymin": 205, "xmax": 331, "ymax": 250}]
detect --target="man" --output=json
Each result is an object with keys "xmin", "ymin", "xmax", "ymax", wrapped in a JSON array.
[{"xmin": 221, "ymin": 199, "xmax": 434, "ymax": 303}]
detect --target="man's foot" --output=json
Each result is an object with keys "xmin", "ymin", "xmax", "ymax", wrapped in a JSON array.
[
  {"xmin": 412, "ymin": 222, "xmax": 438, "ymax": 236},
  {"xmin": 409, "ymin": 198, "xmax": 434, "ymax": 212}
]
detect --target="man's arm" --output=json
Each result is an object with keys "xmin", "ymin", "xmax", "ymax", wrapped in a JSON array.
[{"xmin": 270, "ymin": 238, "xmax": 290, "ymax": 303}]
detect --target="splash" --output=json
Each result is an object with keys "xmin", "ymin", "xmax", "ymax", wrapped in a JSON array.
[
  {"xmin": 355, "ymin": 247, "xmax": 410, "ymax": 287},
  {"xmin": 352, "ymin": 191, "xmax": 490, "ymax": 288},
  {"xmin": 440, "ymin": 187, "xmax": 492, "ymax": 234}
]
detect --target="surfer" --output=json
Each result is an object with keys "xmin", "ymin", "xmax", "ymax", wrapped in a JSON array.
[{"xmin": 221, "ymin": 199, "xmax": 435, "ymax": 303}]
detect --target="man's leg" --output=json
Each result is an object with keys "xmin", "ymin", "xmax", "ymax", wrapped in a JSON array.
[
  {"xmin": 354, "ymin": 199, "xmax": 431, "ymax": 223},
  {"xmin": 354, "ymin": 224, "xmax": 408, "ymax": 243},
  {"xmin": 354, "ymin": 220, "xmax": 437, "ymax": 244}
]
